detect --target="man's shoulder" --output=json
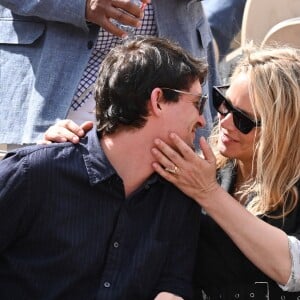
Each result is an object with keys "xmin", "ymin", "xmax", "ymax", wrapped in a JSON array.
[
  {"xmin": 14, "ymin": 142, "xmax": 77, "ymax": 156},
  {"xmin": 3, "ymin": 142, "xmax": 82, "ymax": 170}
]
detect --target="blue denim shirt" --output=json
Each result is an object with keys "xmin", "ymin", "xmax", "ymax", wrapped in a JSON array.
[
  {"xmin": 0, "ymin": 0, "xmax": 219, "ymax": 144},
  {"xmin": 0, "ymin": 128, "xmax": 201, "ymax": 299}
]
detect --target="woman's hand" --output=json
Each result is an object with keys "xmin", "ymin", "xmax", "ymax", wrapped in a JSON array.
[
  {"xmin": 38, "ymin": 120, "xmax": 94, "ymax": 144},
  {"xmin": 151, "ymin": 133, "xmax": 219, "ymax": 205}
]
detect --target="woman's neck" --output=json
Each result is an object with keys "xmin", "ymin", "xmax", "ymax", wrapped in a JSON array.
[
  {"xmin": 236, "ymin": 159, "xmax": 254, "ymax": 183},
  {"xmin": 234, "ymin": 160, "xmax": 255, "ymax": 204}
]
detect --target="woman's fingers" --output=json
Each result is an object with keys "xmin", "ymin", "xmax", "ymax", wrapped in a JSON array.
[
  {"xmin": 153, "ymin": 137, "xmax": 184, "ymax": 167},
  {"xmin": 80, "ymin": 121, "xmax": 94, "ymax": 134},
  {"xmin": 152, "ymin": 161, "xmax": 178, "ymax": 184},
  {"xmin": 199, "ymin": 136, "xmax": 216, "ymax": 165},
  {"xmin": 44, "ymin": 126, "xmax": 77, "ymax": 143},
  {"xmin": 38, "ymin": 120, "xmax": 93, "ymax": 145},
  {"xmin": 168, "ymin": 133, "xmax": 195, "ymax": 159},
  {"xmin": 42, "ymin": 119, "xmax": 86, "ymax": 144},
  {"xmin": 151, "ymin": 133, "xmax": 219, "ymax": 203},
  {"xmin": 151, "ymin": 148, "xmax": 176, "ymax": 171}
]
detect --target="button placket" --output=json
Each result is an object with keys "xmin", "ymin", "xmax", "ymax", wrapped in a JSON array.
[{"xmin": 100, "ymin": 209, "xmax": 124, "ymax": 293}]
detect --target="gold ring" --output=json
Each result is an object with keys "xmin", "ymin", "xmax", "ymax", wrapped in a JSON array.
[{"xmin": 165, "ymin": 165, "xmax": 179, "ymax": 175}]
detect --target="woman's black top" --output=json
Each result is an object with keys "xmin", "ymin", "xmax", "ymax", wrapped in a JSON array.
[{"xmin": 194, "ymin": 161, "xmax": 300, "ymax": 300}]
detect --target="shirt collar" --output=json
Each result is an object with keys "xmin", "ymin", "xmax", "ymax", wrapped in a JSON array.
[
  {"xmin": 78, "ymin": 127, "xmax": 165, "ymax": 187},
  {"xmin": 78, "ymin": 128, "xmax": 116, "ymax": 185}
]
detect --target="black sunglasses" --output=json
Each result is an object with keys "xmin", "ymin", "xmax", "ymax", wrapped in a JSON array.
[
  {"xmin": 212, "ymin": 85, "xmax": 261, "ymax": 134},
  {"xmin": 161, "ymin": 88, "xmax": 207, "ymax": 115}
]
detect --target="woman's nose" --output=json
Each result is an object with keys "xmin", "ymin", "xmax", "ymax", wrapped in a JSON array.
[{"xmin": 219, "ymin": 112, "xmax": 235, "ymax": 130}]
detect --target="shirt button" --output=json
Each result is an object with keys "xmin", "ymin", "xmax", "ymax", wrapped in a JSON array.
[
  {"xmin": 145, "ymin": 184, "xmax": 150, "ymax": 190},
  {"xmin": 104, "ymin": 281, "xmax": 111, "ymax": 288},
  {"xmin": 87, "ymin": 40, "xmax": 94, "ymax": 49},
  {"xmin": 113, "ymin": 241, "xmax": 119, "ymax": 248}
]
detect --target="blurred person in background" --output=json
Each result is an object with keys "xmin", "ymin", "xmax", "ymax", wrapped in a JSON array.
[
  {"xmin": 0, "ymin": 0, "xmax": 219, "ymax": 153},
  {"xmin": 203, "ymin": 0, "xmax": 247, "ymax": 61}
]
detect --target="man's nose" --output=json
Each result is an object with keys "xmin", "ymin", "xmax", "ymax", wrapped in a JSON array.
[{"xmin": 197, "ymin": 114, "xmax": 206, "ymax": 128}]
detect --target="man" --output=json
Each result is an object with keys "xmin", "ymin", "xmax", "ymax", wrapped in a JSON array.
[
  {"xmin": 0, "ymin": 37, "xmax": 207, "ymax": 300},
  {"xmin": 0, "ymin": 0, "xmax": 219, "ymax": 150}
]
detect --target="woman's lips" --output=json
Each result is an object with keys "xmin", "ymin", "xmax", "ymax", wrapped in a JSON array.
[{"xmin": 221, "ymin": 132, "xmax": 238, "ymax": 143}]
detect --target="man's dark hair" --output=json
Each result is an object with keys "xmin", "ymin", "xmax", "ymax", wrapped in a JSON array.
[{"xmin": 95, "ymin": 36, "xmax": 208, "ymax": 135}]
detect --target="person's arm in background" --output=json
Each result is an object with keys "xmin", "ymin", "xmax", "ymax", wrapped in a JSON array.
[
  {"xmin": 202, "ymin": 0, "xmax": 246, "ymax": 58},
  {"xmin": 0, "ymin": 0, "xmax": 150, "ymax": 36}
]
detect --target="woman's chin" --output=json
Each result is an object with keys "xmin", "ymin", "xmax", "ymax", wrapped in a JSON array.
[{"xmin": 218, "ymin": 142, "xmax": 234, "ymax": 159}]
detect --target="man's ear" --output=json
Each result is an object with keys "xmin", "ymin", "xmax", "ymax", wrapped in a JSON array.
[{"xmin": 149, "ymin": 88, "xmax": 164, "ymax": 116}]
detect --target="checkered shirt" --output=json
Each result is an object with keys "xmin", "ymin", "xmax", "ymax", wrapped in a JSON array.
[{"xmin": 70, "ymin": 3, "xmax": 157, "ymax": 111}]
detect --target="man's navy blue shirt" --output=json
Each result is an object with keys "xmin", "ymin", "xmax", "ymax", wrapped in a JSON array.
[{"xmin": 0, "ymin": 129, "xmax": 201, "ymax": 300}]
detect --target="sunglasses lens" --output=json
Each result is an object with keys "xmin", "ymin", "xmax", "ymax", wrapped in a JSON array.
[
  {"xmin": 232, "ymin": 112, "xmax": 255, "ymax": 134},
  {"xmin": 212, "ymin": 88, "xmax": 223, "ymax": 111},
  {"xmin": 213, "ymin": 85, "xmax": 259, "ymax": 134},
  {"xmin": 213, "ymin": 86, "xmax": 230, "ymax": 114},
  {"xmin": 199, "ymin": 96, "xmax": 207, "ymax": 114}
]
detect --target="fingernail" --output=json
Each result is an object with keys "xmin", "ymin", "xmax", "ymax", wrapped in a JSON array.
[
  {"xmin": 154, "ymin": 139, "xmax": 160, "ymax": 145},
  {"xmin": 151, "ymin": 148, "xmax": 158, "ymax": 154}
]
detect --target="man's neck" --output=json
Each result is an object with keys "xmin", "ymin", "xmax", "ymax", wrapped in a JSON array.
[{"xmin": 100, "ymin": 130, "xmax": 155, "ymax": 197}]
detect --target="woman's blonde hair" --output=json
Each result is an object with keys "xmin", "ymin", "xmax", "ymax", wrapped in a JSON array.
[{"xmin": 211, "ymin": 46, "xmax": 300, "ymax": 218}]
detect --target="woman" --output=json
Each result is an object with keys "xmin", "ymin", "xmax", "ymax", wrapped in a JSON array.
[{"xmin": 151, "ymin": 46, "xmax": 300, "ymax": 299}]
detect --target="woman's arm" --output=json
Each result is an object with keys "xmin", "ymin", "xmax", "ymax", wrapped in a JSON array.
[
  {"xmin": 151, "ymin": 133, "xmax": 296, "ymax": 290},
  {"xmin": 38, "ymin": 120, "xmax": 93, "ymax": 144}
]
